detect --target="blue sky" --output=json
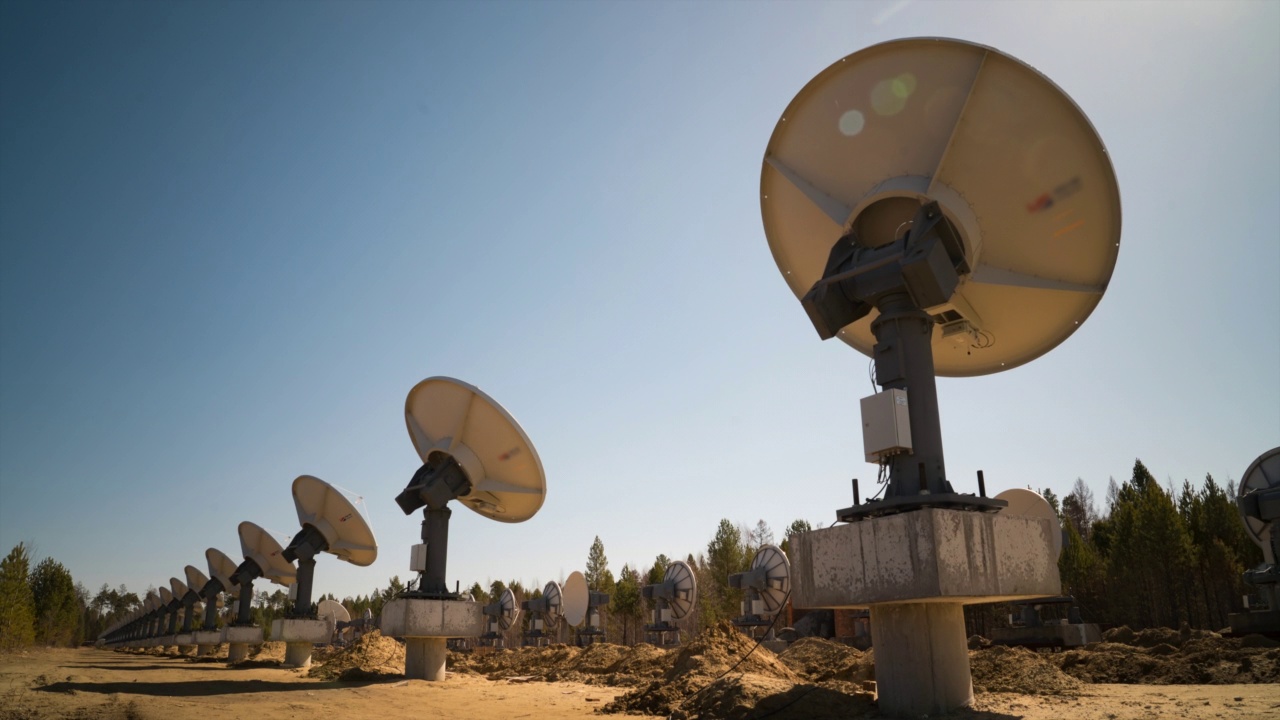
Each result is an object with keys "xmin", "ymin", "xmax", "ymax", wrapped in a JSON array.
[{"xmin": 1, "ymin": 1, "xmax": 1276, "ymax": 604}]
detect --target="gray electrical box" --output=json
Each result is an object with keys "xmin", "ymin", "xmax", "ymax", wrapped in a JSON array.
[
  {"xmin": 860, "ymin": 389, "xmax": 912, "ymax": 462},
  {"xmin": 410, "ymin": 543, "xmax": 428, "ymax": 573}
]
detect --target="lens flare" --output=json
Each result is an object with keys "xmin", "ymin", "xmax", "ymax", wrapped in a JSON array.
[{"xmin": 838, "ymin": 109, "xmax": 866, "ymax": 136}]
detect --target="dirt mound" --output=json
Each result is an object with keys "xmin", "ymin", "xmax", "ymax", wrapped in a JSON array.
[
  {"xmin": 250, "ymin": 641, "xmax": 286, "ymax": 661},
  {"xmin": 676, "ymin": 675, "xmax": 875, "ymax": 720},
  {"xmin": 969, "ymin": 645, "xmax": 1082, "ymax": 695},
  {"xmin": 308, "ymin": 630, "xmax": 406, "ymax": 681},
  {"xmin": 602, "ymin": 621, "xmax": 802, "ymax": 717},
  {"xmin": 1053, "ymin": 634, "xmax": 1280, "ymax": 684},
  {"xmin": 777, "ymin": 637, "xmax": 873, "ymax": 683},
  {"xmin": 446, "ymin": 642, "xmax": 670, "ymax": 687}
]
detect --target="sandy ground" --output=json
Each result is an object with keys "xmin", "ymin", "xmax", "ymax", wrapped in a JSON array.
[{"xmin": 0, "ymin": 647, "xmax": 1277, "ymax": 720}]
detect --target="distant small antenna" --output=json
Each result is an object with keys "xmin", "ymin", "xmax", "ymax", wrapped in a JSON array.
[
  {"xmin": 479, "ymin": 588, "xmax": 520, "ymax": 649},
  {"xmin": 729, "ymin": 544, "xmax": 791, "ymax": 641},
  {"xmin": 641, "ymin": 560, "xmax": 697, "ymax": 647}
]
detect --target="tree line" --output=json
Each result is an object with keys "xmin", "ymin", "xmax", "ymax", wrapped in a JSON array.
[{"xmin": 0, "ymin": 457, "xmax": 1262, "ymax": 650}]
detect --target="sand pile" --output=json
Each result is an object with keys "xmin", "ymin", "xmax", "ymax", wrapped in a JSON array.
[
  {"xmin": 602, "ymin": 621, "xmax": 803, "ymax": 717},
  {"xmin": 969, "ymin": 645, "xmax": 1082, "ymax": 695},
  {"xmin": 447, "ymin": 641, "xmax": 670, "ymax": 686},
  {"xmin": 308, "ymin": 630, "xmax": 405, "ymax": 681},
  {"xmin": 777, "ymin": 637, "xmax": 874, "ymax": 683},
  {"xmin": 1053, "ymin": 630, "xmax": 1280, "ymax": 684},
  {"xmin": 677, "ymin": 675, "xmax": 875, "ymax": 720}
]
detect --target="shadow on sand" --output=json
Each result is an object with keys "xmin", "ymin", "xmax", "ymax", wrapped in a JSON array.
[{"xmin": 34, "ymin": 677, "xmax": 390, "ymax": 698}]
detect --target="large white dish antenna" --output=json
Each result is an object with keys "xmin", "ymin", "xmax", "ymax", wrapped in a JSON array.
[
  {"xmin": 1238, "ymin": 447, "xmax": 1280, "ymax": 564},
  {"xmin": 238, "ymin": 521, "xmax": 297, "ymax": 585},
  {"xmin": 158, "ymin": 586, "xmax": 173, "ymax": 605},
  {"xmin": 751, "ymin": 544, "xmax": 791, "ymax": 614},
  {"xmin": 995, "ymin": 488, "xmax": 1063, "ymax": 558},
  {"xmin": 184, "ymin": 566, "xmax": 209, "ymax": 596},
  {"xmin": 206, "ymin": 548, "xmax": 240, "ymax": 598},
  {"xmin": 762, "ymin": 37, "xmax": 1121, "ymax": 376},
  {"xmin": 404, "ymin": 377, "xmax": 546, "ymax": 522},
  {"xmin": 291, "ymin": 475, "xmax": 378, "ymax": 566},
  {"xmin": 664, "ymin": 560, "xmax": 697, "ymax": 621},
  {"xmin": 562, "ymin": 571, "xmax": 589, "ymax": 627},
  {"xmin": 170, "ymin": 578, "xmax": 189, "ymax": 601}
]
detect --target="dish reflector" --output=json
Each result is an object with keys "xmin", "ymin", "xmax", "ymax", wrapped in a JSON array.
[
  {"xmin": 751, "ymin": 544, "xmax": 791, "ymax": 614},
  {"xmin": 405, "ymin": 377, "xmax": 546, "ymax": 522},
  {"xmin": 995, "ymin": 488, "xmax": 1063, "ymax": 558},
  {"xmin": 170, "ymin": 577, "xmax": 188, "ymax": 601},
  {"xmin": 664, "ymin": 560, "xmax": 697, "ymax": 621},
  {"xmin": 1238, "ymin": 447, "xmax": 1280, "ymax": 563},
  {"xmin": 206, "ymin": 548, "xmax": 240, "ymax": 598},
  {"xmin": 562, "ymin": 571, "xmax": 589, "ymax": 627},
  {"xmin": 184, "ymin": 566, "xmax": 209, "ymax": 597},
  {"xmin": 317, "ymin": 598, "xmax": 351, "ymax": 625},
  {"xmin": 761, "ymin": 37, "xmax": 1121, "ymax": 376},
  {"xmin": 291, "ymin": 475, "xmax": 378, "ymax": 567},
  {"xmin": 238, "ymin": 521, "xmax": 298, "ymax": 585},
  {"xmin": 496, "ymin": 588, "xmax": 520, "ymax": 630},
  {"xmin": 542, "ymin": 581, "xmax": 563, "ymax": 627}
]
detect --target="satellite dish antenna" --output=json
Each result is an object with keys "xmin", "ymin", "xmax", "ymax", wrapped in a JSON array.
[
  {"xmin": 394, "ymin": 377, "xmax": 546, "ymax": 599},
  {"xmin": 761, "ymin": 37, "xmax": 1120, "ymax": 522},
  {"xmin": 229, "ymin": 521, "xmax": 297, "ymax": 631},
  {"xmin": 1231, "ymin": 447, "xmax": 1280, "ymax": 637},
  {"xmin": 729, "ymin": 544, "xmax": 791, "ymax": 640},
  {"xmin": 562, "ymin": 571, "xmax": 611, "ymax": 644},
  {"xmin": 642, "ymin": 560, "xmax": 697, "ymax": 646},
  {"xmin": 562, "ymin": 572, "xmax": 589, "ymax": 628},
  {"xmin": 198, "ymin": 548, "xmax": 240, "ymax": 636},
  {"xmin": 180, "ymin": 566, "xmax": 209, "ymax": 636},
  {"xmin": 205, "ymin": 548, "xmax": 240, "ymax": 599},
  {"xmin": 317, "ymin": 599, "xmax": 351, "ymax": 642},
  {"xmin": 520, "ymin": 581, "xmax": 563, "ymax": 646},
  {"xmin": 281, "ymin": 475, "xmax": 378, "ymax": 618},
  {"xmin": 481, "ymin": 588, "xmax": 520, "ymax": 648},
  {"xmin": 1238, "ymin": 447, "xmax": 1280, "ymax": 566},
  {"xmin": 995, "ymin": 488, "xmax": 1064, "ymax": 558}
]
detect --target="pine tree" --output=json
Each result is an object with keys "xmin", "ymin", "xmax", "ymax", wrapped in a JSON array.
[
  {"xmin": 703, "ymin": 518, "xmax": 749, "ymax": 625},
  {"xmin": 0, "ymin": 543, "xmax": 36, "ymax": 650},
  {"xmin": 585, "ymin": 536, "xmax": 610, "ymax": 592},
  {"xmin": 29, "ymin": 557, "xmax": 78, "ymax": 647},
  {"xmin": 611, "ymin": 565, "xmax": 642, "ymax": 644}
]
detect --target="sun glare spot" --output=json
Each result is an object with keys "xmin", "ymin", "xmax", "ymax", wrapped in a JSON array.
[{"xmin": 839, "ymin": 109, "xmax": 866, "ymax": 136}]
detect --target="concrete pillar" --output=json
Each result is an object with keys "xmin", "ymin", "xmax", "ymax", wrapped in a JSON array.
[
  {"xmin": 870, "ymin": 602, "xmax": 972, "ymax": 716},
  {"xmin": 227, "ymin": 643, "xmax": 249, "ymax": 663},
  {"xmin": 284, "ymin": 642, "xmax": 313, "ymax": 668},
  {"xmin": 196, "ymin": 643, "xmax": 216, "ymax": 656},
  {"xmin": 405, "ymin": 637, "xmax": 447, "ymax": 681}
]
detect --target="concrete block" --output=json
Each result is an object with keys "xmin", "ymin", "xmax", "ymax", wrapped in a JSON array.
[
  {"xmin": 222, "ymin": 625, "xmax": 264, "ymax": 645},
  {"xmin": 990, "ymin": 622, "xmax": 1102, "ymax": 648},
  {"xmin": 790, "ymin": 508, "xmax": 1060, "ymax": 608},
  {"xmin": 381, "ymin": 598, "xmax": 483, "ymax": 638},
  {"xmin": 270, "ymin": 618, "xmax": 331, "ymax": 644},
  {"xmin": 193, "ymin": 630, "xmax": 222, "ymax": 646}
]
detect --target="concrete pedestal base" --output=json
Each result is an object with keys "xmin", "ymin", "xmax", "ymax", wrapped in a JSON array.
[
  {"xmin": 871, "ymin": 602, "xmax": 972, "ymax": 716},
  {"xmin": 223, "ymin": 625, "xmax": 264, "ymax": 664},
  {"xmin": 381, "ymin": 598, "xmax": 484, "ymax": 681},
  {"xmin": 791, "ymin": 508, "xmax": 1061, "ymax": 716},
  {"xmin": 270, "ymin": 618, "xmax": 331, "ymax": 669},
  {"xmin": 194, "ymin": 630, "xmax": 221, "ymax": 656},
  {"xmin": 405, "ymin": 638, "xmax": 448, "ymax": 681}
]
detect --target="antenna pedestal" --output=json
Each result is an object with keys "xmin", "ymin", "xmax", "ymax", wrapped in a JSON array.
[
  {"xmin": 790, "ymin": 508, "xmax": 1060, "ymax": 715},
  {"xmin": 380, "ymin": 597, "xmax": 484, "ymax": 680},
  {"xmin": 270, "ymin": 618, "xmax": 329, "ymax": 668}
]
